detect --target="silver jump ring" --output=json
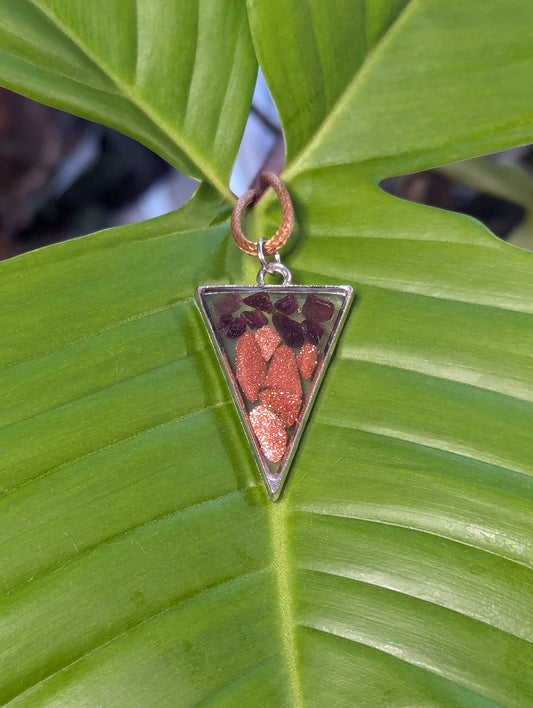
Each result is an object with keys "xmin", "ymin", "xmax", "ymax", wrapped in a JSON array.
[
  {"xmin": 257, "ymin": 263, "xmax": 292, "ymax": 286},
  {"xmin": 257, "ymin": 238, "xmax": 281, "ymax": 270},
  {"xmin": 256, "ymin": 237, "xmax": 292, "ymax": 286}
]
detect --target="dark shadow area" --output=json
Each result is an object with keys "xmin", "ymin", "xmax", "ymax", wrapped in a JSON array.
[{"xmin": 0, "ymin": 88, "xmax": 194, "ymax": 259}]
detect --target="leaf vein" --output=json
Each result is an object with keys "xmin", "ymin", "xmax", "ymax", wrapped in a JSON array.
[
  {"xmin": 300, "ymin": 567, "xmax": 533, "ymax": 644},
  {"xmin": 8, "ymin": 568, "xmax": 268, "ymax": 704},
  {"xmin": 2, "ymin": 487, "xmax": 252, "ymax": 601},
  {"xmin": 1, "ymin": 347, "xmax": 207, "ymax": 435},
  {"xmin": 198, "ymin": 654, "xmax": 281, "ymax": 705},
  {"xmin": 299, "ymin": 265, "xmax": 533, "ymax": 315},
  {"xmin": 319, "ymin": 418, "xmax": 533, "ymax": 480},
  {"xmin": 297, "ymin": 623, "xmax": 507, "ymax": 703},
  {"xmin": 295, "ymin": 507, "xmax": 533, "ymax": 571},
  {"xmin": 2, "ymin": 400, "xmax": 231, "ymax": 498},
  {"xmin": 25, "ymin": 0, "xmax": 231, "ymax": 198},
  {"xmin": 340, "ymin": 349, "xmax": 533, "ymax": 405},
  {"xmin": 0, "ymin": 296, "xmax": 195, "ymax": 376}
]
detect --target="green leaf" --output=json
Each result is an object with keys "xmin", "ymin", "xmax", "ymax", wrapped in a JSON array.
[
  {"xmin": 251, "ymin": 0, "xmax": 533, "ymax": 179},
  {"xmin": 2, "ymin": 1, "xmax": 533, "ymax": 705},
  {"xmin": 0, "ymin": 0, "xmax": 257, "ymax": 197},
  {"xmin": 509, "ymin": 212, "xmax": 533, "ymax": 251},
  {"xmin": 247, "ymin": 0, "xmax": 410, "ymax": 163}
]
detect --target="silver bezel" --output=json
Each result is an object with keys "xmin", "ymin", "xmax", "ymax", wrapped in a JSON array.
[{"xmin": 196, "ymin": 284, "xmax": 354, "ymax": 500}]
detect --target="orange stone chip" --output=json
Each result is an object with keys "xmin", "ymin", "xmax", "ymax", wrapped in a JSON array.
[
  {"xmin": 297, "ymin": 343, "xmax": 318, "ymax": 380},
  {"xmin": 265, "ymin": 345, "xmax": 302, "ymax": 397},
  {"xmin": 259, "ymin": 387, "xmax": 301, "ymax": 427},
  {"xmin": 254, "ymin": 325, "xmax": 281, "ymax": 361},
  {"xmin": 235, "ymin": 331, "xmax": 266, "ymax": 402},
  {"xmin": 249, "ymin": 405, "xmax": 287, "ymax": 463}
]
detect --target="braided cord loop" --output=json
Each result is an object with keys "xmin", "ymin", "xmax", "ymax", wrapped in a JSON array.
[{"xmin": 231, "ymin": 172, "xmax": 294, "ymax": 256}]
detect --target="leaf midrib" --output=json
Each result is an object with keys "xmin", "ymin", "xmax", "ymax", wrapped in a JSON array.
[
  {"xmin": 268, "ymin": 500, "xmax": 302, "ymax": 707},
  {"xmin": 27, "ymin": 0, "xmax": 233, "ymax": 201}
]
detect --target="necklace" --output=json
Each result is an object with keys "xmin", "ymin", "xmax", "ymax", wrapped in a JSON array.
[{"xmin": 197, "ymin": 173, "xmax": 353, "ymax": 500}]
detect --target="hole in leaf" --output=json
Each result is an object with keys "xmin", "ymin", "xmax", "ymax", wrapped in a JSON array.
[{"xmin": 381, "ymin": 146, "xmax": 533, "ymax": 252}]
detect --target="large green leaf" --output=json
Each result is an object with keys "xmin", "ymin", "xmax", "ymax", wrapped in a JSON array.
[
  {"xmin": 2, "ymin": 1, "xmax": 533, "ymax": 704},
  {"xmin": 0, "ymin": 0, "xmax": 256, "ymax": 197}
]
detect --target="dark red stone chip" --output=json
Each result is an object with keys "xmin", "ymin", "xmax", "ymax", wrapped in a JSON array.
[
  {"xmin": 217, "ymin": 313, "xmax": 234, "ymax": 332},
  {"xmin": 241, "ymin": 309, "xmax": 268, "ymax": 330},
  {"xmin": 274, "ymin": 294, "xmax": 298, "ymax": 315},
  {"xmin": 225, "ymin": 316, "xmax": 246, "ymax": 339},
  {"xmin": 213, "ymin": 293, "xmax": 242, "ymax": 315},
  {"xmin": 302, "ymin": 318, "xmax": 324, "ymax": 346},
  {"xmin": 302, "ymin": 294, "xmax": 334, "ymax": 322},
  {"xmin": 272, "ymin": 312, "xmax": 305, "ymax": 348},
  {"xmin": 243, "ymin": 291, "xmax": 274, "ymax": 313}
]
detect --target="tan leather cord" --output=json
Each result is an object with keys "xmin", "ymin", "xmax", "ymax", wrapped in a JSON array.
[{"xmin": 231, "ymin": 171, "xmax": 294, "ymax": 256}]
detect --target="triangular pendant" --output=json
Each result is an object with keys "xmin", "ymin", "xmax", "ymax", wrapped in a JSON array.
[{"xmin": 196, "ymin": 284, "xmax": 353, "ymax": 500}]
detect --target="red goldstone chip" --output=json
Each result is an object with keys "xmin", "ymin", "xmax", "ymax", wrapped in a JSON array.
[
  {"xmin": 297, "ymin": 343, "xmax": 318, "ymax": 380},
  {"xmin": 259, "ymin": 387, "xmax": 301, "ymax": 427},
  {"xmin": 265, "ymin": 345, "xmax": 302, "ymax": 397},
  {"xmin": 249, "ymin": 405, "xmax": 287, "ymax": 463},
  {"xmin": 235, "ymin": 331, "xmax": 266, "ymax": 401},
  {"xmin": 302, "ymin": 294, "xmax": 334, "ymax": 322},
  {"xmin": 255, "ymin": 325, "xmax": 281, "ymax": 361}
]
